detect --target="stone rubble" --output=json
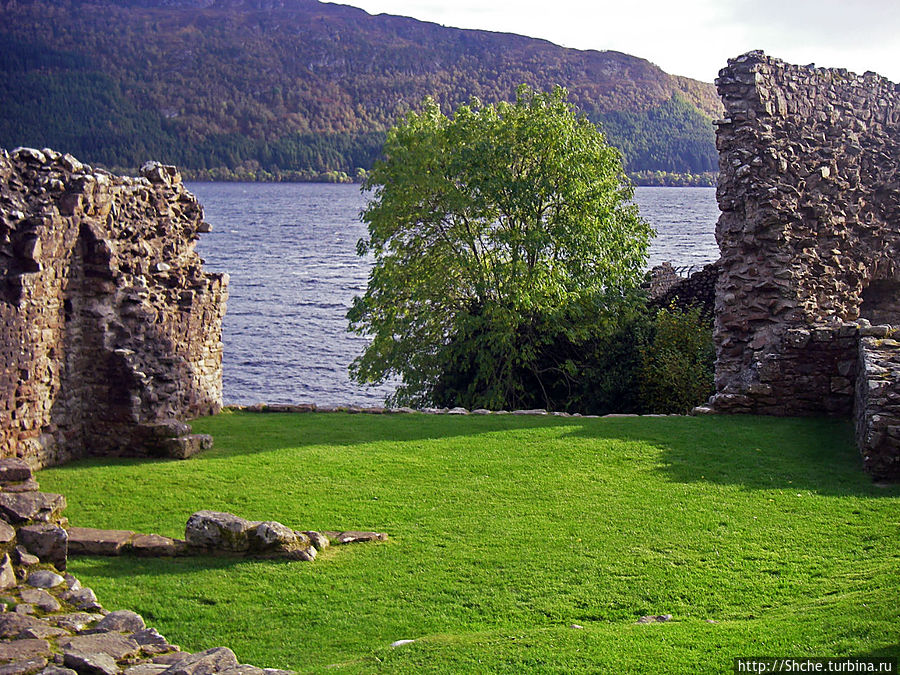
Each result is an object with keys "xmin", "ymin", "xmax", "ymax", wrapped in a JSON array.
[
  {"xmin": 0, "ymin": 459, "xmax": 302, "ymax": 674},
  {"xmin": 65, "ymin": 516, "xmax": 384, "ymax": 562}
]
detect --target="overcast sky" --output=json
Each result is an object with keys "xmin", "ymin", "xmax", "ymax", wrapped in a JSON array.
[{"xmin": 340, "ymin": 0, "xmax": 900, "ymax": 83}]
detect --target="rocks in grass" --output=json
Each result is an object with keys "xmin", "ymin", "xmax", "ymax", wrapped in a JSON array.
[
  {"xmin": 184, "ymin": 511, "xmax": 318, "ymax": 560},
  {"xmin": 636, "ymin": 614, "xmax": 673, "ymax": 624}
]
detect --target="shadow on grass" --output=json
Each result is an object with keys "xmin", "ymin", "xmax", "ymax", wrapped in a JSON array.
[
  {"xmin": 48, "ymin": 412, "xmax": 899, "ymax": 499},
  {"xmin": 566, "ymin": 414, "xmax": 899, "ymax": 498},
  {"xmin": 67, "ymin": 552, "xmax": 293, "ymax": 578}
]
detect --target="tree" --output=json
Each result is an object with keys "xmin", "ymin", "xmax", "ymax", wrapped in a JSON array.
[{"xmin": 348, "ymin": 85, "xmax": 654, "ymax": 409}]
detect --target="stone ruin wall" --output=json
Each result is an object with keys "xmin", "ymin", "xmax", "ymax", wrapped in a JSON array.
[
  {"xmin": 711, "ymin": 52, "xmax": 900, "ymax": 479},
  {"xmin": 648, "ymin": 262, "xmax": 719, "ymax": 320},
  {"xmin": 0, "ymin": 147, "xmax": 228, "ymax": 468}
]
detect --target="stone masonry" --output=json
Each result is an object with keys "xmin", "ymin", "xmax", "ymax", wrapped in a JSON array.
[
  {"xmin": 710, "ymin": 52, "xmax": 900, "ymax": 479},
  {"xmin": 0, "ymin": 148, "xmax": 228, "ymax": 468}
]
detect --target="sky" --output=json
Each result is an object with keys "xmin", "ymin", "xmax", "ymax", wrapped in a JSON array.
[{"xmin": 339, "ymin": 0, "xmax": 900, "ymax": 83}]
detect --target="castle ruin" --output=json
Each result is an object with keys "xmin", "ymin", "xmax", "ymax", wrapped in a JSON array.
[
  {"xmin": 710, "ymin": 52, "xmax": 900, "ymax": 480},
  {"xmin": 0, "ymin": 148, "xmax": 227, "ymax": 468}
]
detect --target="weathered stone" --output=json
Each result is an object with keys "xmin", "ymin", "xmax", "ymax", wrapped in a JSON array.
[
  {"xmin": 0, "ymin": 639, "xmax": 52, "ymax": 663},
  {"xmin": 94, "ymin": 611, "xmax": 144, "ymax": 634},
  {"xmin": 17, "ymin": 624, "xmax": 70, "ymax": 640},
  {"xmin": 0, "ymin": 460, "xmax": 32, "ymax": 485},
  {"xmin": 67, "ymin": 528, "xmax": 134, "ymax": 556},
  {"xmin": 218, "ymin": 667, "xmax": 267, "ymax": 675},
  {"xmin": 124, "ymin": 666, "xmax": 170, "ymax": 675},
  {"xmin": 2, "ymin": 482, "xmax": 41, "ymax": 495},
  {"xmin": 184, "ymin": 512, "xmax": 255, "ymax": 552},
  {"xmin": 53, "ymin": 614, "xmax": 102, "ymax": 634},
  {"xmin": 0, "ymin": 556, "xmax": 15, "ymax": 592},
  {"xmin": 60, "ymin": 587, "xmax": 101, "ymax": 612},
  {"xmin": 147, "ymin": 420, "xmax": 191, "ymax": 440},
  {"xmin": 301, "ymin": 532, "xmax": 329, "ymax": 551},
  {"xmin": 636, "ymin": 614, "xmax": 673, "ymax": 624},
  {"xmin": 129, "ymin": 535, "xmax": 182, "ymax": 558},
  {"xmin": 61, "ymin": 651, "xmax": 118, "ymax": 675},
  {"xmin": 59, "ymin": 632, "xmax": 140, "ymax": 661},
  {"xmin": 0, "ymin": 658, "xmax": 48, "ymax": 675},
  {"xmin": 25, "ymin": 571, "xmax": 64, "ymax": 590},
  {"xmin": 0, "ymin": 494, "xmax": 66, "ymax": 525},
  {"xmin": 149, "ymin": 654, "xmax": 189, "ymax": 667},
  {"xmin": 14, "ymin": 548, "xmax": 39, "ymax": 567},
  {"xmin": 160, "ymin": 435, "xmax": 213, "ymax": 460},
  {"xmin": 129, "ymin": 628, "xmax": 174, "ymax": 654},
  {"xmin": 19, "ymin": 589, "xmax": 60, "ymax": 613},
  {"xmin": 0, "ymin": 151, "xmax": 227, "ymax": 468},
  {"xmin": 17, "ymin": 525, "xmax": 67, "ymax": 571},
  {"xmin": 332, "ymin": 531, "xmax": 388, "ymax": 545},
  {"xmin": 248, "ymin": 522, "xmax": 308, "ymax": 555},
  {"xmin": 159, "ymin": 647, "xmax": 239, "ymax": 675},
  {"xmin": 0, "ymin": 523, "xmax": 16, "ymax": 545},
  {"xmin": 0, "ymin": 614, "xmax": 46, "ymax": 639}
]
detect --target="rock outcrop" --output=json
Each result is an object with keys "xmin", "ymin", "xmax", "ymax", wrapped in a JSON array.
[
  {"xmin": 710, "ymin": 52, "xmax": 900, "ymax": 479},
  {"xmin": 0, "ymin": 148, "xmax": 227, "ymax": 468}
]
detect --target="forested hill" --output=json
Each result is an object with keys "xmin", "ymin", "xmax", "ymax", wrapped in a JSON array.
[{"xmin": 0, "ymin": 0, "xmax": 723, "ymax": 181}]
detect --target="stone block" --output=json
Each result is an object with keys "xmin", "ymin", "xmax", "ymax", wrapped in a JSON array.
[
  {"xmin": 131, "ymin": 534, "xmax": 185, "ymax": 557},
  {"xmin": 185, "ymin": 511, "xmax": 255, "ymax": 552},
  {"xmin": 0, "ymin": 492, "xmax": 66, "ymax": 525},
  {"xmin": 162, "ymin": 434, "xmax": 213, "ymax": 460},
  {"xmin": 0, "ymin": 459, "xmax": 32, "ymax": 484},
  {"xmin": 17, "ymin": 524, "xmax": 67, "ymax": 570},
  {"xmin": 67, "ymin": 527, "xmax": 135, "ymax": 556}
]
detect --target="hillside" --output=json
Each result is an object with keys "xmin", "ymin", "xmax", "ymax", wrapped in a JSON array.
[{"xmin": 0, "ymin": 0, "xmax": 723, "ymax": 179}]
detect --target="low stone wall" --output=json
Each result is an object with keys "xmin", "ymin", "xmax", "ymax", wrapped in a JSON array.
[
  {"xmin": 0, "ymin": 458, "xmax": 389, "ymax": 672},
  {"xmin": 0, "ymin": 148, "xmax": 228, "ymax": 468},
  {"xmin": 856, "ymin": 335, "xmax": 900, "ymax": 480}
]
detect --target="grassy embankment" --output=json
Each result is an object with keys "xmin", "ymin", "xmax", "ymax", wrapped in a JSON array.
[{"xmin": 39, "ymin": 412, "xmax": 899, "ymax": 673}]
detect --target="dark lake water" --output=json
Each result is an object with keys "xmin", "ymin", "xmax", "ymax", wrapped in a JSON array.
[{"xmin": 191, "ymin": 183, "xmax": 720, "ymax": 406}]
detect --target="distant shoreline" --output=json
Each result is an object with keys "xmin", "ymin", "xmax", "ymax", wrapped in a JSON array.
[{"xmin": 172, "ymin": 169, "xmax": 718, "ymax": 188}]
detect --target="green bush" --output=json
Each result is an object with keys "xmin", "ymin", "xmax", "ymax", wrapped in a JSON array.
[{"xmin": 637, "ymin": 304, "xmax": 715, "ymax": 413}]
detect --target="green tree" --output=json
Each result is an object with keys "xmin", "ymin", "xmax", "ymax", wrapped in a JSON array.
[{"xmin": 348, "ymin": 85, "xmax": 653, "ymax": 409}]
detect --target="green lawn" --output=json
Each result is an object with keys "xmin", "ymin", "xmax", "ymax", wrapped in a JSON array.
[{"xmin": 39, "ymin": 412, "xmax": 900, "ymax": 673}]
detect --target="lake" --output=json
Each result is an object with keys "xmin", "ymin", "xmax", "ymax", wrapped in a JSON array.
[{"xmin": 192, "ymin": 183, "xmax": 720, "ymax": 406}]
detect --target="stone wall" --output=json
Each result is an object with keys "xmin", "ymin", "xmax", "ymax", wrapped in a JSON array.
[
  {"xmin": 0, "ymin": 148, "xmax": 228, "ymax": 468},
  {"xmin": 648, "ymin": 262, "xmax": 719, "ymax": 320},
  {"xmin": 710, "ymin": 51, "xmax": 900, "ymax": 479}
]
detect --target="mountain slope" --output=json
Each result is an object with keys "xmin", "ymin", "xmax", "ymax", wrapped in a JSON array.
[{"xmin": 0, "ymin": 0, "xmax": 722, "ymax": 178}]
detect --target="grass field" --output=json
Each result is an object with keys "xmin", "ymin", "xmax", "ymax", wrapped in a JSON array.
[{"xmin": 38, "ymin": 412, "xmax": 900, "ymax": 673}]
